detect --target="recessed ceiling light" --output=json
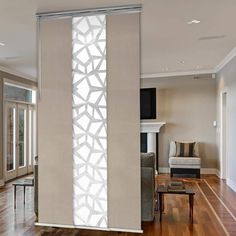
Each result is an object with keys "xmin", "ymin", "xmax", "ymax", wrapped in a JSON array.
[
  {"xmin": 187, "ymin": 20, "xmax": 200, "ymax": 25},
  {"xmin": 179, "ymin": 60, "xmax": 185, "ymax": 64},
  {"xmin": 0, "ymin": 42, "xmax": 5, "ymax": 46}
]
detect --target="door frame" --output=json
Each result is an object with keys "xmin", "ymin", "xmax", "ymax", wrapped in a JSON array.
[
  {"xmin": 220, "ymin": 90, "xmax": 228, "ymax": 179},
  {"xmin": 4, "ymin": 102, "xmax": 17, "ymax": 181},
  {"xmin": 27, "ymin": 105, "xmax": 37, "ymax": 173},
  {"xmin": 3, "ymin": 79, "xmax": 37, "ymax": 182},
  {"xmin": 4, "ymin": 102, "xmax": 30, "ymax": 181},
  {"xmin": 16, "ymin": 103, "xmax": 28, "ymax": 177}
]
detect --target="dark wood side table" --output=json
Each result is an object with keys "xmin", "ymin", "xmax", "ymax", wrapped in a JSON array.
[
  {"xmin": 157, "ymin": 185, "xmax": 195, "ymax": 223},
  {"xmin": 12, "ymin": 178, "xmax": 34, "ymax": 209}
]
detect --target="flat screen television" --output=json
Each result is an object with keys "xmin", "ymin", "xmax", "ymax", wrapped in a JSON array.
[{"xmin": 140, "ymin": 88, "xmax": 156, "ymax": 119}]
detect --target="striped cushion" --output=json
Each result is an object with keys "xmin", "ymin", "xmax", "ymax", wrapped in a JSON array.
[{"xmin": 175, "ymin": 142, "xmax": 196, "ymax": 157}]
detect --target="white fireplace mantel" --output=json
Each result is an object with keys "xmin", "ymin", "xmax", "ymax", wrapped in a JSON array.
[
  {"xmin": 140, "ymin": 121, "xmax": 166, "ymax": 173},
  {"xmin": 140, "ymin": 121, "xmax": 166, "ymax": 133}
]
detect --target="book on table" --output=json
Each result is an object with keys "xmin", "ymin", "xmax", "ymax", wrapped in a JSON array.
[{"xmin": 168, "ymin": 181, "xmax": 185, "ymax": 192}]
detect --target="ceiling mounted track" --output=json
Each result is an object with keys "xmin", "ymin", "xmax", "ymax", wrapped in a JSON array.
[{"xmin": 36, "ymin": 4, "xmax": 142, "ymax": 19}]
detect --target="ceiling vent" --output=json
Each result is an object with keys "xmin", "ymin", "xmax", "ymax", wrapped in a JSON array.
[
  {"xmin": 193, "ymin": 73, "xmax": 215, "ymax": 80},
  {"xmin": 198, "ymin": 35, "xmax": 226, "ymax": 41},
  {"xmin": 4, "ymin": 56, "xmax": 22, "ymax": 60}
]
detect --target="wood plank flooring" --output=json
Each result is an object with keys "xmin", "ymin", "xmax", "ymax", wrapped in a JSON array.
[{"xmin": 0, "ymin": 174, "xmax": 236, "ymax": 236}]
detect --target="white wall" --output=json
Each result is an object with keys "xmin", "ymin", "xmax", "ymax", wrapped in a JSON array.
[
  {"xmin": 217, "ymin": 56, "xmax": 236, "ymax": 191},
  {"xmin": 141, "ymin": 76, "xmax": 218, "ymax": 169}
]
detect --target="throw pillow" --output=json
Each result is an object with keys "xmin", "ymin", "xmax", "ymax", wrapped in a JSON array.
[{"xmin": 175, "ymin": 142, "xmax": 196, "ymax": 157}]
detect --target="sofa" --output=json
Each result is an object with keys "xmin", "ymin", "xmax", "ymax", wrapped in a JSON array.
[
  {"xmin": 141, "ymin": 152, "xmax": 156, "ymax": 221},
  {"xmin": 169, "ymin": 141, "xmax": 201, "ymax": 178}
]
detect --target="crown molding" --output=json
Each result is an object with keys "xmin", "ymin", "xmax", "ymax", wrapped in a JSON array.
[
  {"xmin": 0, "ymin": 65, "xmax": 36, "ymax": 82},
  {"xmin": 215, "ymin": 47, "xmax": 236, "ymax": 73},
  {"xmin": 141, "ymin": 69, "xmax": 215, "ymax": 79}
]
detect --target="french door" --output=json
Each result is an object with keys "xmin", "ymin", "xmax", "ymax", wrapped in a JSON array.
[{"xmin": 5, "ymin": 102, "xmax": 36, "ymax": 181}]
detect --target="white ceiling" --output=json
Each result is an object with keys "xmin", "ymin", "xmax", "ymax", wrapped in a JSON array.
[{"xmin": 0, "ymin": 0, "xmax": 236, "ymax": 80}]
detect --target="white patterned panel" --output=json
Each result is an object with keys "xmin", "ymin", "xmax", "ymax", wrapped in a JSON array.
[{"xmin": 72, "ymin": 15, "xmax": 107, "ymax": 228}]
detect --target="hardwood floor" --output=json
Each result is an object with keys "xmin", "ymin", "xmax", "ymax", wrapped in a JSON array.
[{"xmin": 0, "ymin": 175, "xmax": 236, "ymax": 236}]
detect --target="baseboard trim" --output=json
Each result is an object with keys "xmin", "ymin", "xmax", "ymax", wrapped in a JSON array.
[
  {"xmin": 34, "ymin": 222, "xmax": 143, "ymax": 234},
  {"xmin": 159, "ymin": 167, "xmax": 219, "ymax": 175},
  {"xmin": 158, "ymin": 167, "xmax": 170, "ymax": 173},
  {"xmin": 216, "ymin": 169, "xmax": 220, "ymax": 178},
  {"xmin": 226, "ymin": 178, "xmax": 236, "ymax": 192},
  {"xmin": 201, "ymin": 168, "xmax": 218, "ymax": 175},
  {"xmin": 0, "ymin": 179, "xmax": 5, "ymax": 187}
]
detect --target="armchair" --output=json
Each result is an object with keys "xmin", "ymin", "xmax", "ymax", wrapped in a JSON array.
[{"xmin": 169, "ymin": 141, "xmax": 201, "ymax": 178}]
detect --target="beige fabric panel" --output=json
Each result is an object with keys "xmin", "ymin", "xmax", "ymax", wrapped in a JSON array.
[
  {"xmin": 38, "ymin": 19, "xmax": 73, "ymax": 225},
  {"xmin": 107, "ymin": 13, "xmax": 141, "ymax": 230}
]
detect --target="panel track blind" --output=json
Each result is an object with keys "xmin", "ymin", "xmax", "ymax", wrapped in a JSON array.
[{"xmin": 72, "ymin": 15, "xmax": 107, "ymax": 228}]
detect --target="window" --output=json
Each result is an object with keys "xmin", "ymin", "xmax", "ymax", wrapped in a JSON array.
[{"xmin": 4, "ymin": 83, "xmax": 36, "ymax": 104}]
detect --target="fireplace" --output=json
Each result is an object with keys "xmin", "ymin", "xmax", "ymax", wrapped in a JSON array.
[
  {"xmin": 141, "ymin": 133, "xmax": 148, "ymax": 152},
  {"xmin": 140, "ymin": 121, "xmax": 166, "ymax": 173}
]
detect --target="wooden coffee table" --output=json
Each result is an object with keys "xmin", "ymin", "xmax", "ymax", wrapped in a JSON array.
[{"xmin": 157, "ymin": 184, "xmax": 195, "ymax": 223}]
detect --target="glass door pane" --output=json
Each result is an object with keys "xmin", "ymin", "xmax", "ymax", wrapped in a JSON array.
[
  {"xmin": 18, "ymin": 108, "xmax": 27, "ymax": 167},
  {"xmin": 28, "ymin": 109, "xmax": 32, "ymax": 166},
  {"xmin": 32, "ymin": 109, "xmax": 37, "ymax": 162},
  {"xmin": 5, "ymin": 103, "xmax": 30, "ymax": 180},
  {"xmin": 27, "ymin": 105, "xmax": 36, "ymax": 173},
  {"xmin": 6, "ymin": 106, "xmax": 16, "ymax": 171}
]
